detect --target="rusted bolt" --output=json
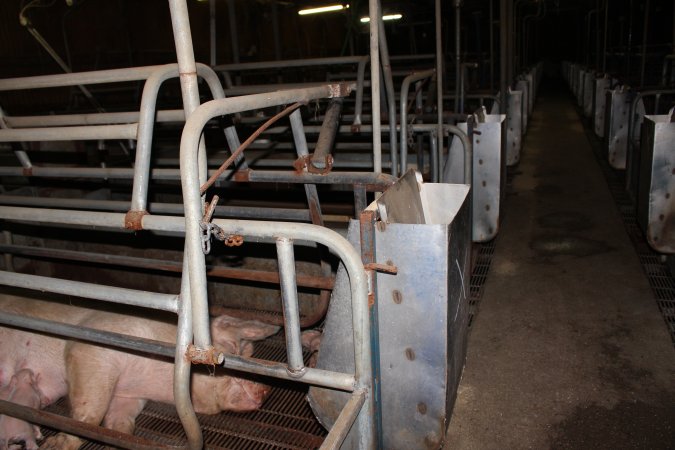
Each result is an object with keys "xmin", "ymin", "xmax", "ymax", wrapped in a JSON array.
[
  {"xmin": 485, "ymin": 204, "xmax": 490, "ymax": 211},
  {"xmin": 392, "ymin": 290, "xmax": 403, "ymax": 304},
  {"xmin": 187, "ymin": 345, "xmax": 224, "ymax": 365},
  {"xmin": 405, "ymin": 348, "xmax": 415, "ymax": 361},
  {"xmin": 417, "ymin": 402, "xmax": 427, "ymax": 415},
  {"xmin": 476, "ymin": 139, "xmax": 481, "ymax": 144},
  {"xmin": 376, "ymin": 221, "xmax": 387, "ymax": 232},
  {"xmin": 479, "ymin": 159, "xmax": 484, "ymax": 165},
  {"xmin": 482, "ymin": 180, "xmax": 487, "ymax": 187}
]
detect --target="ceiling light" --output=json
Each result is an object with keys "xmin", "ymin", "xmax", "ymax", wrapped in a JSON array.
[
  {"xmin": 298, "ymin": 4, "xmax": 348, "ymax": 16},
  {"xmin": 360, "ymin": 14, "xmax": 402, "ymax": 23}
]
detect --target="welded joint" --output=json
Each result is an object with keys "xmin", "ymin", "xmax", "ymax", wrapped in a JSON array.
[
  {"xmin": 293, "ymin": 154, "xmax": 334, "ymax": 175},
  {"xmin": 286, "ymin": 365, "xmax": 307, "ymax": 379},
  {"xmin": 186, "ymin": 344, "xmax": 224, "ymax": 365},
  {"xmin": 22, "ymin": 167, "xmax": 33, "ymax": 177},
  {"xmin": 328, "ymin": 82, "xmax": 356, "ymax": 98},
  {"xmin": 124, "ymin": 210, "xmax": 148, "ymax": 230}
]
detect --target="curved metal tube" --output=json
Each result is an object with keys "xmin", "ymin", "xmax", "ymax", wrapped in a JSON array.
[
  {"xmin": 399, "ymin": 69, "xmax": 436, "ymax": 174},
  {"xmin": 177, "ymin": 83, "xmax": 372, "ymax": 448}
]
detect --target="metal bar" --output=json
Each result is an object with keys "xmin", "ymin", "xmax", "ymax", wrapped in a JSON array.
[
  {"xmin": 0, "ymin": 244, "xmax": 334, "ymax": 290},
  {"xmin": 226, "ymin": 0, "xmax": 240, "ymax": 64},
  {"xmin": 439, "ymin": 124, "xmax": 473, "ymax": 184},
  {"xmin": 603, "ymin": 0, "xmax": 609, "ymax": 72},
  {"xmin": 276, "ymin": 238, "xmax": 304, "ymax": 374},
  {"xmin": 370, "ymin": 0, "xmax": 383, "ymax": 174},
  {"xmin": 312, "ymin": 98, "xmax": 343, "ymax": 170},
  {"xmin": 489, "ymin": 0, "xmax": 495, "ymax": 92},
  {"xmin": 0, "ymin": 271, "xmax": 178, "ymax": 313},
  {"xmin": 640, "ymin": 0, "xmax": 650, "ymax": 87},
  {"xmin": 359, "ymin": 210, "xmax": 382, "ymax": 449},
  {"xmin": 454, "ymin": 0, "xmax": 462, "ymax": 112},
  {"xmin": 0, "ymin": 313, "xmax": 175, "ymax": 359},
  {"xmin": 214, "ymin": 55, "xmax": 368, "ymax": 72},
  {"xmin": 0, "ymin": 166, "xmax": 394, "ymax": 188},
  {"xmin": 500, "ymin": 0, "xmax": 508, "ymax": 107},
  {"xmin": 320, "ymin": 389, "xmax": 367, "ymax": 450},
  {"xmin": 430, "ymin": 131, "xmax": 439, "ymax": 182},
  {"xmin": 0, "ymin": 124, "xmax": 137, "ymax": 142},
  {"xmin": 222, "ymin": 354, "xmax": 355, "ymax": 391},
  {"xmin": 378, "ymin": 17, "xmax": 398, "ymax": 177},
  {"xmin": 0, "ymin": 400, "xmax": 181, "ymax": 450},
  {"xmin": 209, "ymin": 0, "xmax": 216, "ymax": 66},
  {"xmin": 0, "ymin": 65, "xmax": 167, "ymax": 91},
  {"xmin": 4, "ymin": 110, "xmax": 185, "ymax": 127},
  {"xmin": 169, "ymin": 0, "xmax": 211, "ymax": 361},
  {"xmin": 400, "ymin": 69, "xmax": 436, "ymax": 173},
  {"xmin": 436, "ymin": 0, "xmax": 444, "ymax": 180}
]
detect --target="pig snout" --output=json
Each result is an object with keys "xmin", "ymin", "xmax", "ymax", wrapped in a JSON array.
[{"xmin": 218, "ymin": 377, "xmax": 271, "ymax": 412}]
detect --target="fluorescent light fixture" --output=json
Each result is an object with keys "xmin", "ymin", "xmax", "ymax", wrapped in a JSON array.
[
  {"xmin": 298, "ymin": 4, "xmax": 348, "ymax": 15},
  {"xmin": 360, "ymin": 14, "xmax": 402, "ymax": 23}
]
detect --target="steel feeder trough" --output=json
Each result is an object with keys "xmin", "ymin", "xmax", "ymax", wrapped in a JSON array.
[
  {"xmin": 593, "ymin": 75, "xmax": 611, "ymax": 137},
  {"xmin": 605, "ymin": 85, "xmax": 631, "ymax": 169},
  {"xmin": 506, "ymin": 88, "xmax": 523, "ymax": 165},
  {"xmin": 636, "ymin": 111, "xmax": 675, "ymax": 253},
  {"xmin": 307, "ymin": 171, "xmax": 472, "ymax": 450}
]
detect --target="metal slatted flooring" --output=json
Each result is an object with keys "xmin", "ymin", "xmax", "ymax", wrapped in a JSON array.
[{"xmin": 584, "ymin": 120, "xmax": 675, "ymax": 346}]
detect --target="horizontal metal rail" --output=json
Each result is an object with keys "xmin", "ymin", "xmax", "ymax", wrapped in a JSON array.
[
  {"xmin": 0, "ymin": 166, "xmax": 394, "ymax": 189},
  {"xmin": 0, "ymin": 65, "xmax": 169, "ymax": 91},
  {"xmin": 0, "ymin": 243, "xmax": 335, "ymax": 290},
  {"xmin": 0, "ymin": 124, "xmax": 138, "ymax": 142},
  {"xmin": 320, "ymin": 389, "xmax": 367, "ymax": 450},
  {"xmin": 0, "ymin": 271, "xmax": 179, "ymax": 313}
]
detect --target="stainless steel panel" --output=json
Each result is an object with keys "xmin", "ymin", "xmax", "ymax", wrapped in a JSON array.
[
  {"xmin": 506, "ymin": 89, "xmax": 523, "ymax": 166},
  {"xmin": 583, "ymin": 70, "xmax": 595, "ymax": 118},
  {"xmin": 516, "ymin": 79, "xmax": 529, "ymax": 132},
  {"xmin": 308, "ymin": 176, "xmax": 472, "ymax": 450},
  {"xmin": 593, "ymin": 76, "xmax": 611, "ymax": 137},
  {"xmin": 637, "ymin": 113, "xmax": 675, "ymax": 253},
  {"xmin": 445, "ymin": 114, "xmax": 506, "ymax": 242},
  {"xmin": 605, "ymin": 86, "xmax": 631, "ymax": 169}
]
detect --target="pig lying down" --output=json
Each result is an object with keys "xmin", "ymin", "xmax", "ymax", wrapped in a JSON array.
[
  {"xmin": 0, "ymin": 294, "xmax": 279, "ymax": 450},
  {"xmin": 0, "ymin": 369, "xmax": 42, "ymax": 450}
]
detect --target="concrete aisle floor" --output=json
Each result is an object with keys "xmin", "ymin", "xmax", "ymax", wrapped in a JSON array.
[{"xmin": 444, "ymin": 81, "xmax": 675, "ymax": 449}]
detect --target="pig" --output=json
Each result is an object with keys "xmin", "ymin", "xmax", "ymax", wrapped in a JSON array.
[
  {"xmin": 0, "ymin": 293, "xmax": 280, "ymax": 450},
  {"xmin": 0, "ymin": 369, "xmax": 43, "ymax": 450},
  {"xmin": 301, "ymin": 329, "xmax": 322, "ymax": 368}
]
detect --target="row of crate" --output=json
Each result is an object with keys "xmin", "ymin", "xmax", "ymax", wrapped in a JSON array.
[{"xmin": 562, "ymin": 62, "xmax": 675, "ymax": 254}]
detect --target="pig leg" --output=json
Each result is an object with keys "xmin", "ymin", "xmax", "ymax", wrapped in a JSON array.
[
  {"xmin": 102, "ymin": 396, "xmax": 146, "ymax": 435},
  {"xmin": 40, "ymin": 346, "xmax": 121, "ymax": 450}
]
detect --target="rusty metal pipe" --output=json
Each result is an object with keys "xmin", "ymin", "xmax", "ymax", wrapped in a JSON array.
[
  {"xmin": 0, "ymin": 244, "xmax": 335, "ymax": 290},
  {"xmin": 0, "ymin": 400, "xmax": 181, "ymax": 450},
  {"xmin": 312, "ymin": 98, "xmax": 343, "ymax": 170}
]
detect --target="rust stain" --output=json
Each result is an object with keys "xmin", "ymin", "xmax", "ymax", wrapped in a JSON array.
[
  {"xmin": 22, "ymin": 167, "xmax": 33, "ymax": 177},
  {"xmin": 124, "ymin": 210, "xmax": 148, "ymax": 231},
  {"xmin": 186, "ymin": 344, "xmax": 223, "ymax": 365},
  {"xmin": 364, "ymin": 262, "xmax": 398, "ymax": 275},
  {"xmin": 232, "ymin": 169, "xmax": 251, "ymax": 182}
]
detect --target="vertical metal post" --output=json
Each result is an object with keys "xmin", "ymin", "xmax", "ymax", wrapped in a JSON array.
[
  {"xmin": 378, "ymin": 17, "xmax": 398, "ymax": 177},
  {"xmin": 369, "ymin": 0, "xmax": 382, "ymax": 173},
  {"xmin": 627, "ymin": 0, "xmax": 633, "ymax": 81},
  {"xmin": 595, "ymin": 0, "xmax": 601, "ymax": 70},
  {"xmin": 276, "ymin": 238, "xmax": 304, "ymax": 374},
  {"xmin": 436, "ymin": 0, "xmax": 443, "ymax": 178},
  {"xmin": 173, "ymin": 271, "xmax": 203, "ymax": 450},
  {"xmin": 489, "ymin": 0, "xmax": 495, "ymax": 93},
  {"xmin": 359, "ymin": 209, "xmax": 383, "ymax": 450},
  {"xmin": 209, "ymin": 0, "xmax": 216, "ymax": 66},
  {"xmin": 500, "ymin": 0, "xmax": 508, "ymax": 107},
  {"xmin": 168, "ymin": 0, "xmax": 211, "ymax": 349},
  {"xmin": 271, "ymin": 2, "xmax": 282, "ymax": 61},
  {"xmin": 603, "ymin": 0, "xmax": 609, "ymax": 72},
  {"xmin": 640, "ymin": 0, "xmax": 650, "ymax": 88},
  {"xmin": 354, "ymin": 185, "xmax": 367, "ymax": 217},
  {"xmin": 454, "ymin": 0, "xmax": 461, "ymax": 112},
  {"xmin": 227, "ymin": 0, "xmax": 240, "ymax": 64}
]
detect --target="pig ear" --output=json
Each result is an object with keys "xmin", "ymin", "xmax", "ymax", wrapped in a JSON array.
[{"xmin": 235, "ymin": 320, "xmax": 281, "ymax": 342}]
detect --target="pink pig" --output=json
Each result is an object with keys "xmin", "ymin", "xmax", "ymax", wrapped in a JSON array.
[
  {"xmin": 0, "ymin": 369, "xmax": 42, "ymax": 450},
  {"xmin": 0, "ymin": 293, "xmax": 279, "ymax": 450}
]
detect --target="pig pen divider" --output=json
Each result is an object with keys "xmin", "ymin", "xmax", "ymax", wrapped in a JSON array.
[{"xmin": 0, "ymin": 207, "xmax": 373, "ymax": 449}]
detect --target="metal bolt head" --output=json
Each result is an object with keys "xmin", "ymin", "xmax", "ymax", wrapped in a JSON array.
[
  {"xmin": 405, "ymin": 348, "xmax": 415, "ymax": 361},
  {"xmin": 392, "ymin": 290, "xmax": 403, "ymax": 304}
]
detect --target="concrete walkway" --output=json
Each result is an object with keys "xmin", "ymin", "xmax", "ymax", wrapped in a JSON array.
[{"xmin": 444, "ymin": 81, "xmax": 675, "ymax": 449}]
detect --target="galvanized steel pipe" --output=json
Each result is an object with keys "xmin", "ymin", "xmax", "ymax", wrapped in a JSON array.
[{"xmin": 400, "ymin": 69, "xmax": 436, "ymax": 173}]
